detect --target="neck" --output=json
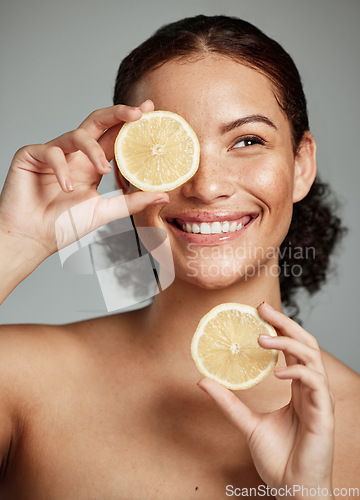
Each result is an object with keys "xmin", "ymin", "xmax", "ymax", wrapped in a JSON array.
[
  {"xmin": 135, "ymin": 258, "xmax": 290, "ymax": 409},
  {"xmin": 142, "ymin": 259, "xmax": 283, "ymax": 374}
]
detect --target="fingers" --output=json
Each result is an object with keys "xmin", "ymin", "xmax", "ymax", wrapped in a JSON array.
[
  {"xmin": 259, "ymin": 335, "xmax": 323, "ymax": 372},
  {"xmin": 47, "ymin": 128, "xmax": 112, "ymax": 174},
  {"xmin": 98, "ymin": 100, "xmax": 155, "ymax": 162},
  {"xmin": 198, "ymin": 378, "xmax": 259, "ymax": 442},
  {"xmin": 23, "ymin": 144, "xmax": 73, "ymax": 193},
  {"xmin": 274, "ymin": 365, "xmax": 334, "ymax": 415},
  {"xmin": 274, "ymin": 364, "xmax": 323, "ymax": 391},
  {"xmin": 78, "ymin": 100, "xmax": 154, "ymax": 140},
  {"xmin": 51, "ymin": 101, "xmax": 153, "ymax": 175},
  {"xmin": 17, "ymin": 102, "xmax": 154, "ymax": 194},
  {"xmin": 257, "ymin": 302, "xmax": 334, "ymax": 414},
  {"xmin": 92, "ymin": 191, "xmax": 169, "ymax": 228},
  {"xmin": 257, "ymin": 302, "xmax": 318, "ymax": 368},
  {"xmin": 257, "ymin": 302, "xmax": 324, "ymax": 372},
  {"xmin": 138, "ymin": 99, "xmax": 155, "ymax": 113},
  {"xmin": 258, "ymin": 302, "xmax": 319, "ymax": 348},
  {"xmin": 78, "ymin": 104, "xmax": 142, "ymax": 139}
]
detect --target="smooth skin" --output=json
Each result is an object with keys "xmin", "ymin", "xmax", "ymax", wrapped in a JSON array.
[
  {"xmin": 200, "ymin": 303, "xmax": 335, "ymax": 493},
  {"xmin": 0, "ymin": 100, "xmax": 168, "ymax": 303},
  {"xmin": 0, "ymin": 56, "xmax": 359, "ymax": 499}
]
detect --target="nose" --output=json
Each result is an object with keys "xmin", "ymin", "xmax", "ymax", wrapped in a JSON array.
[{"xmin": 181, "ymin": 148, "xmax": 236, "ymax": 203}]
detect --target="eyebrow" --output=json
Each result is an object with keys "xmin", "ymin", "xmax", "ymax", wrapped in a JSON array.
[{"xmin": 220, "ymin": 114, "xmax": 278, "ymax": 134}]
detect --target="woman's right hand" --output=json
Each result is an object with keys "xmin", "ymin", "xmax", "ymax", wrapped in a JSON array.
[{"xmin": 0, "ymin": 100, "xmax": 168, "ymax": 259}]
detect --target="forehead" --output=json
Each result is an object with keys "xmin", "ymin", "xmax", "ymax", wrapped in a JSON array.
[{"xmin": 132, "ymin": 55, "xmax": 288, "ymax": 134}]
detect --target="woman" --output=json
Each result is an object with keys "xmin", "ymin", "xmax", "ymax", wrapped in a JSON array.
[{"xmin": 0, "ymin": 15, "xmax": 359, "ymax": 499}]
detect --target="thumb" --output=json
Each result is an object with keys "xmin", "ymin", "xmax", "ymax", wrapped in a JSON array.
[
  {"xmin": 93, "ymin": 191, "xmax": 169, "ymax": 228},
  {"xmin": 198, "ymin": 378, "xmax": 259, "ymax": 442}
]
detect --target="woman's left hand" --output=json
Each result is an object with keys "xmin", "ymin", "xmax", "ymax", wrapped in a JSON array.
[{"xmin": 198, "ymin": 302, "xmax": 335, "ymax": 497}]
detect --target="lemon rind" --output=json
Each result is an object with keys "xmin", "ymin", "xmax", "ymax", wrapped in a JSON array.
[
  {"xmin": 191, "ymin": 303, "xmax": 278, "ymax": 391},
  {"xmin": 114, "ymin": 110, "xmax": 200, "ymax": 192}
]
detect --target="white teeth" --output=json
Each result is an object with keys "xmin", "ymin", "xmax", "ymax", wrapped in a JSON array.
[
  {"xmin": 211, "ymin": 222, "xmax": 222, "ymax": 234},
  {"xmin": 200, "ymin": 222, "xmax": 211, "ymax": 234},
  {"xmin": 179, "ymin": 220, "xmax": 248, "ymax": 234}
]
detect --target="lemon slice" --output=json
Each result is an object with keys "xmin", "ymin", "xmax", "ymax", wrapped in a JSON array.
[
  {"xmin": 114, "ymin": 110, "xmax": 200, "ymax": 192},
  {"xmin": 191, "ymin": 303, "xmax": 278, "ymax": 390}
]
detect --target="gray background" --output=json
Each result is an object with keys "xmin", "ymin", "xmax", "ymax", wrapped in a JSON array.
[{"xmin": 0, "ymin": 0, "xmax": 359, "ymax": 374}]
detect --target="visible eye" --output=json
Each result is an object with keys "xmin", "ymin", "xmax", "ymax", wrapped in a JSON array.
[{"xmin": 231, "ymin": 136, "xmax": 265, "ymax": 149}]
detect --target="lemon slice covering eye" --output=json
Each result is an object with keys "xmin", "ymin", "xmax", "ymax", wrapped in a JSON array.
[
  {"xmin": 114, "ymin": 110, "xmax": 200, "ymax": 192},
  {"xmin": 191, "ymin": 303, "xmax": 278, "ymax": 390}
]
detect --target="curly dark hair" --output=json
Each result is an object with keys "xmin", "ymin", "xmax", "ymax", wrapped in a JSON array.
[
  {"xmin": 112, "ymin": 14, "xmax": 346, "ymax": 318},
  {"xmin": 279, "ymin": 181, "xmax": 345, "ymax": 320}
]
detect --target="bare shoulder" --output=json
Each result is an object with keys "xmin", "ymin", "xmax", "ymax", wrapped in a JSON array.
[
  {"xmin": 0, "ymin": 322, "xmax": 78, "ymax": 476},
  {"xmin": 321, "ymin": 350, "xmax": 360, "ymax": 489},
  {"xmin": 0, "ymin": 310, "xmax": 137, "ymax": 375},
  {"xmin": 60, "ymin": 309, "xmax": 144, "ymax": 353},
  {"xmin": 0, "ymin": 321, "xmax": 86, "ymax": 368},
  {"xmin": 0, "ymin": 322, "xmax": 88, "ymax": 405},
  {"xmin": 322, "ymin": 349, "xmax": 360, "ymax": 401},
  {"xmin": 0, "ymin": 312, "xmax": 135, "ymax": 461}
]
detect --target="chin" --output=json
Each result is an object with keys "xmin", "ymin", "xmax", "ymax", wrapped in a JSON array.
[{"xmin": 175, "ymin": 259, "xmax": 247, "ymax": 289}]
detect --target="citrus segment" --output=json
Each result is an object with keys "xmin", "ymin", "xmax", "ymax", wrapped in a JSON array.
[
  {"xmin": 191, "ymin": 303, "xmax": 278, "ymax": 390},
  {"xmin": 114, "ymin": 111, "xmax": 200, "ymax": 192}
]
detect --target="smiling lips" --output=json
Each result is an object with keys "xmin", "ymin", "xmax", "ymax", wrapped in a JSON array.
[
  {"xmin": 167, "ymin": 214, "xmax": 255, "ymax": 235},
  {"xmin": 175, "ymin": 215, "xmax": 252, "ymax": 234}
]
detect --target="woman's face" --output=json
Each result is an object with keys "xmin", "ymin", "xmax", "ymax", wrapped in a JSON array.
[{"xmin": 126, "ymin": 55, "xmax": 308, "ymax": 288}]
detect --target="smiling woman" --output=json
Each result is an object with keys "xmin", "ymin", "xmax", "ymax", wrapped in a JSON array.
[
  {"xmin": 0, "ymin": 13, "xmax": 359, "ymax": 500},
  {"xmin": 113, "ymin": 15, "xmax": 344, "ymax": 317}
]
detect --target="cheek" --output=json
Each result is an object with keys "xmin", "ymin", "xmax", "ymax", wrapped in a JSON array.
[
  {"xmin": 132, "ymin": 203, "xmax": 167, "ymax": 233},
  {"xmin": 247, "ymin": 157, "xmax": 294, "ymax": 211},
  {"xmin": 132, "ymin": 210, "xmax": 152, "ymax": 228},
  {"xmin": 244, "ymin": 157, "xmax": 295, "ymax": 247}
]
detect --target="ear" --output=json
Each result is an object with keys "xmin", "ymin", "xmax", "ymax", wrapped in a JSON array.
[
  {"xmin": 113, "ymin": 159, "xmax": 131, "ymax": 193},
  {"xmin": 292, "ymin": 131, "xmax": 317, "ymax": 203}
]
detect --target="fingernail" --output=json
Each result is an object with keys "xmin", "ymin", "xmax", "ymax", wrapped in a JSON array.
[
  {"xmin": 197, "ymin": 381, "xmax": 208, "ymax": 394},
  {"xmin": 130, "ymin": 107, "xmax": 141, "ymax": 112},
  {"xmin": 65, "ymin": 178, "xmax": 73, "ymax": 192},
  {"xmin": 261, "ymin": 302, "xmax": 274, "ymax": 310},
  {"xmin": 258, "ymin": 334, "xmax": 272, "ymax": 341},
  {"xmin": 98, "ymin": 158, "xmax": 111, "ymax": 171}
]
